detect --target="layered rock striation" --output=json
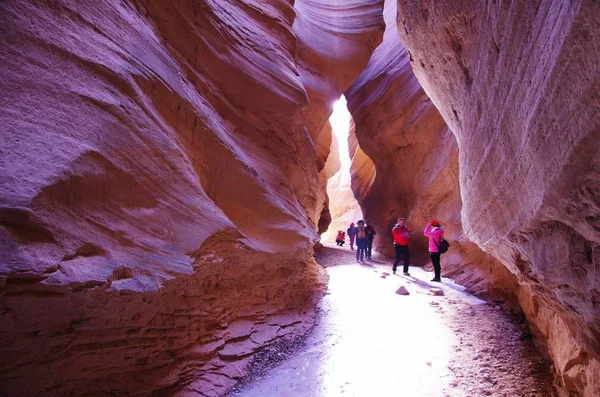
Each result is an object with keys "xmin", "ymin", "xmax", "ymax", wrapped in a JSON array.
[
  {"xmin": 346, "ymin": 0, "xmax": 515, "ymax": 305},
  {"xmin": 0, "ymin": 0, "xmax": 383, "ymax": 395},
  {"xmin": 2, "ymin": 0, "xmax": 597, "ymax": 395},
  {"xmin": 294, "ymin": 0, "xmax": 385, "ymax": 231},
  {"xmin": 346, "ymin": 0, "xmax": 452, "ymax": 263},
  {"xmin": 395, "ymin": 1, "xmax": 600, "ymax": 395}
]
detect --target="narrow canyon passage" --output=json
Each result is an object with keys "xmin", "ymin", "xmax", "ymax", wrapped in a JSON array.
[
  {"xmin": 0, "ymin": 0, "xmax": 598, "ymax": 396},
  {"xmin": 231, "ymin": 245, "xmax": 555, "ymax": 397},
  {"xmin": 321, "ymin": 96, "xmax": 363, "ymax": 243}
]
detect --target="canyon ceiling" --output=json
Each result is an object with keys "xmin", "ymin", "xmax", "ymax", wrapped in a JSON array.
[{"xmin": 0, "ymin": 0, "xmax": 598, "ymax": 396}]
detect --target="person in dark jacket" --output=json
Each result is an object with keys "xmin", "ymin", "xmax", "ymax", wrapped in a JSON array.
[
  {"xmin": 424, "ymin": 220, "xmax": 444, "ymax": 282},
  {"xmin": 392, "ymin": 217, "xmax": 411, "ymax": 275},
  {"xmin": 355, "ymin": 220, "xmax": 367, "ymax": 262},
  {"xmin": 347, "ymin": 223, "xmax": 358, "ymax": 250},
  {"xmin": 365, "ymin": 220, "xmax": 377, "ymax": 259}
]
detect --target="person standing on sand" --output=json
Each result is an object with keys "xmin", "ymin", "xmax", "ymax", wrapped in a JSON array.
[
  {"xmin": 365, "ymin": 220, "xmax": 377, "ymax": 259},
  {"xmin": 392, "ymin": 217, "xmax": 411, "ymax": 275},
  {"xmin": 355, "ymin": 220, "xmax": 367, "ymax": 262},
  {"xmin": 424, "ymin": 220, "xmax": 444, "ymax": 282},
  {"xmin": 347, "ymin": 223, "xmax": 358, "ymax": 250}
]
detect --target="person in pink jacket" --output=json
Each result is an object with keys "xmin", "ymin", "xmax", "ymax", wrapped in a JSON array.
[{"xmin": 424, "ymin": 220, "xmax": 444, "ymax": 282}]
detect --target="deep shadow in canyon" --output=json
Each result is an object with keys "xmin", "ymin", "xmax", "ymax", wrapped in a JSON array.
[{"xmin": 0, "ymin": 0, "xmax": 598, "ymax": 396}]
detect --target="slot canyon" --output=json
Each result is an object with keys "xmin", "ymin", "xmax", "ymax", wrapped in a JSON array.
[{"xmin": 0, "ymin": 0, "xmax": 598, "ymax": 396}]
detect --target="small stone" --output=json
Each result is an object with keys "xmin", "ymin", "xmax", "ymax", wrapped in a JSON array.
[
  {"xmin": 429, "ymin": 287, "xmax": 444, "ymax": 296},
  {"xmin": 395, "ymin": 286, "xmax": 410, "ymax": 295},
  {"xmin": 483, "ymin": 375, "xmax": 495, "ymax": 383}
]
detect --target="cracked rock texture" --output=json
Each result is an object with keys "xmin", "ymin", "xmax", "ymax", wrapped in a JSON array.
[
  {"xmin": 0, "ymin": 0, "xmax": 383, "ymax": 395},
  {"xmin": 395, "ymin": 0, "xmax": 600, "ymax": 395}
]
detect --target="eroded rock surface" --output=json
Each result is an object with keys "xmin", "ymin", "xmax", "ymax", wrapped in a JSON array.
[
  {"xmin": 1, "ymin": 0, "xmax": 597, "ymax": 395},
  {"xmin": 395, "ymin": 1, "xmax": 600, "ymax": 395},
  {"xmin": 345, "ymin": 0, "xmax": 516, "ymax": 303},
  {"xmin": 346, "ymin": 0, "xmax": 453, "ymax": 263},
  {"xmin": 0, "ymin": 0, "xmax": 382, "ymax": 395},
  {"xmin": 321, "ymin": 104, "xmax": 363, "ymax": 244},
  {"xmin": 294, "ymin": 0, "xmax": 384, "ymax": 230},
  {"xmin": 321, "ymin": 166, "xmax": 363, "ymax": 244}
]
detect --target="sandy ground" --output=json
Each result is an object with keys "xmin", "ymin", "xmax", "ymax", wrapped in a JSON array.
[{"xmin": 229, "ymin": 244, "xmax": 555, "ymax": 397}]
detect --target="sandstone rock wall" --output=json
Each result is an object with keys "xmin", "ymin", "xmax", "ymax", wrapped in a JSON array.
[
  {"xmin": 293, "ymin": 0, "xmax": 384, "ymax": 230},
  {"xmin": 395, "ymin": 1, "xmax": 600, "ymax": 395},
  {"xmin": 345, "ymin": 0, "xmax": 453, "ymax": 262},
  {"xmin": 321, "ymin": 119, "xmax": 363, "ymax": 243},
  {"xmin": 345, "ymin": 0, "xmax": 516, "ymax": 306},
  {"xmin": 316, "ymin": 122, "xmax": 340, "ymax": 234},
  {"xmin": 0, "ymin": 0, "xmax": 382, "ymax": 395}
]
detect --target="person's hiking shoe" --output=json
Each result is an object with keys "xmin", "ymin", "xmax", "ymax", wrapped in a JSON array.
[
  {"xmin": 431, "ymin": 278, "xmax": 441, "ymax": 282},
  {"xmin": 403, "ymin": 272, "xmax": 410, "ymax": 276}
]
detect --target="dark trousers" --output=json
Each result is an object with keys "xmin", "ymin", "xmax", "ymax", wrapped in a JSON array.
[
  {"xmin": 431, "ymin": 252, "xmax": 441, "ymax": 279},
  {"xmin": 356, "ymin": 239, "xmax": 367, "ymax": 261},
  {"xmin": 393, "ymin": 245, "xmax": 410, "ymax": 273},
  {"xmin": 366, "ymin": 239, "xmax": 374, "ymax": 258}
]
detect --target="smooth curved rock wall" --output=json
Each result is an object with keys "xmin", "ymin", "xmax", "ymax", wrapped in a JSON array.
[
  {"xmin": 346, "ymin": 0, "xmax": 518, "ymax": 310},
  {"xmin": 294, "ymin": 0, "xmax": 384, "ymax": 230},
  {"xmin": 0, "ymin": 0, "xmax": 382, "ymax": 395},
  {"xmin": 321, "ymin": 120, "xmax": 363, "ymax": 243},
  {"xmin": 396, "ymin": 1, "xmax": 600, "ymax": 395}
]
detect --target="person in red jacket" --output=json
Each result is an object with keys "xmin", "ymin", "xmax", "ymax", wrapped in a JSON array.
[
  {"xmin": 335, "ymin": 230, "xmax": 345, "ymax": 246},
  {"xmin": 392, "ymin": 217, "xmax": 411, "ymax": 275}
]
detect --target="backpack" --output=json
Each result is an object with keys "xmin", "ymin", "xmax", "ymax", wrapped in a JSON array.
[{"xmin": 434, "ymin": 237, "xmax": 450, "ymax": 254}]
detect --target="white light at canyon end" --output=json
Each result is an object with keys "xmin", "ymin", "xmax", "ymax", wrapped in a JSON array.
[
  {"xmin": 329, "ymin": 95, "xmax": 352, "ymax": 185},
  {"xmin": 322, "ymin": 96, "xmax": 363, "ymax": 242}
]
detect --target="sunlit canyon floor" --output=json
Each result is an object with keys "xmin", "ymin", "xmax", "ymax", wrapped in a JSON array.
[{"xmin": 230, "ymin": 244, "xmax": 556, "ymax": 397}]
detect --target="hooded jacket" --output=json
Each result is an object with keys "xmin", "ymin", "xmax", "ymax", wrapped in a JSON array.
[{"xmin": 347, "ymin": 223, "xmax": 357, "ymax": 236}]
